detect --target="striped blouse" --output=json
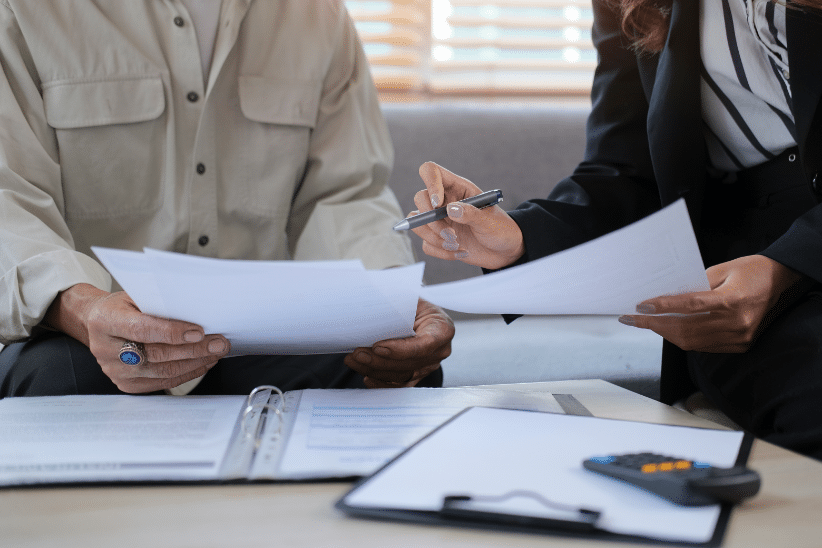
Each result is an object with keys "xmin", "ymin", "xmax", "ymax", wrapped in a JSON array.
[{"xmin": 700, "ymin": 0, "xmax": 796, "ymax": 173}]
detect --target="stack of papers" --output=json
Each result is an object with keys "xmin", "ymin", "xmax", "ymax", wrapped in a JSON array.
[
  {"xmin": 419, "ymin": 199, "xmax": 710, "ymax": 314},
  {"xmin": 93, "ymin": 200, "xmax": 709, "ymax": 355},
  {"xmin": 92, "ymin": 248, "xmax": 423, "ymax": 356}
]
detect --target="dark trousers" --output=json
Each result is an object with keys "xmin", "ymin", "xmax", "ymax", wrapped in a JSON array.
[
  {"xmin": 0, "ymin": 331, "xmax": 443, "ymax": 397},
  {"xmin": 688, "ymin": 289, "xmax": 822, "ymax": 460},
  {"xmin": 688, "ymin": 147, "xmax": 822, "ymax": 460}
]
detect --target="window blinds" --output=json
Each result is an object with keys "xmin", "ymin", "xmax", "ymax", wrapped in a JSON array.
[
  {"xmin": 346, "ymin": 0, "xmax": 430, "ymax": 92},
  {"xmin": 347, "ymin": 0, "xmax": 595, "ymax": 95}
]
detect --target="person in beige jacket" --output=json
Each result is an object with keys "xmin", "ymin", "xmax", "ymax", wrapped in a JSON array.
[{"xmin": 0, "ymin": 0, "xmax": 453, "ymax": 396}]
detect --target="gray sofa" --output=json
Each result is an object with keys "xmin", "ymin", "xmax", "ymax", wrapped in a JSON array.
[{"xmin": 382, "ymin": 102, "xmax": 663, "ymax": 399}]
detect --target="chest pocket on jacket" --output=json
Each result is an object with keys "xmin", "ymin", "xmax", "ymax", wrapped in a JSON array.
[
  {"xmin": 225, "ymin": 77, "xmax": 320, "ymax": 218},
  {"xmin": 43, "ymin": 76, "xmax": 166, "ymax": 219}
]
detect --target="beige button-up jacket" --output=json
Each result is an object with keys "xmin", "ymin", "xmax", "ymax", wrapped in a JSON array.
[{"xmin": 0, "ymin": 0, "xmax": 414, "ymax": 344}]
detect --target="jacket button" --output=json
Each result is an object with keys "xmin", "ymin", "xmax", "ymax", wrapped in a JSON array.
[
  {"xmin": 187, "ymin": 91, "xmax": 199, "ymax": 103},
  {"xmin": 196, "ymin": 163, "xmax": 206, "ymax": 175},
  {"xmin": 174, "ymin": 16, "xmax": 184, "ymax": 27},
  {"xmin": 198, "ymin": 235, "xmax": 209, "ymax": 247}
]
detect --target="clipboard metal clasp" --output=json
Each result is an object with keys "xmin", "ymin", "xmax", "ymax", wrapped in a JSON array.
[{"xmin": 441, "ymin": 490, "xmax": 601, "ymax": 532}]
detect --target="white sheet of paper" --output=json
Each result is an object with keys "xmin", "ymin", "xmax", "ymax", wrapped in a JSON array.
[
  {"xmin": 0, "ymin": 395, "xmax": 243, "ymax": 484},
  {"xmin": 343, "ymin": 407, "xmax": 745, "ymax": 544},
  {"xmin": 252, "ymin": 387, "xmax": 564, "ymax": 480},
  {"xmin": 420, "ymin": 199, "xmax": 710, "ymax": 315},
  {"xmin": 92, "ymin": 247, "xmax": 423, "ymax": 355},
  {"xmin": 88, "ymin": 247, "xmax": 168, "ymax": 317}
]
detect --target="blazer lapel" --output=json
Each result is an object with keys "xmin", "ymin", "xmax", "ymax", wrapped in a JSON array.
[
  {"xmin": 645, "ymin": 0, "xmax": 707, "ymax": 226},
  {"xmin": 787, "ymin": 6, "xmax": 822, "ymax": 151}
]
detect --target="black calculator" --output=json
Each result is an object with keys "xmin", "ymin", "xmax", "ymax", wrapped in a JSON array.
[{"xmin": 583, "ymin": 452, "xmax": 761, "ymax": 506}]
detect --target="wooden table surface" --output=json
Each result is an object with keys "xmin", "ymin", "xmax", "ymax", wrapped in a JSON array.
[{"xmin": 2, "ymin": 380, "xmax": 820, "ymax": 548}]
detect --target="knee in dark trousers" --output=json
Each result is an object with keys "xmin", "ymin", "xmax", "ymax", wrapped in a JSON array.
[
  {"xmin": 1, "ymin": 332, "xmax": 444, "ymax": 398},
  {"xmin": 689, "ymin": 290, "xmax": 822, "ymax": 461},
  {"xmin": 190, "ymin": 353, "xmax": 443, "ymax": 395},
  {"xmin": 0, "ymin": 332, "xmax": 122, "ymax": 397}
]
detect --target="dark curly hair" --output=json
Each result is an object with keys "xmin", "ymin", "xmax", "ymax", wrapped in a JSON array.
[{"xmin": 603, "ymin": 0, "xmax": 821, "ymax": 53}]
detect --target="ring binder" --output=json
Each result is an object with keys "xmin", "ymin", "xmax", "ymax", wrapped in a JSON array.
[
  {"xmin": 241, "ymin": 385, "xmax": 285, "ymax": 448},
  {"xmin": 246, "ymin": 385, "xmax": 289, "ymax": 413},
  {"xmin": 0, "ymin": 385, "xmax": 568, "ymax": 487}
]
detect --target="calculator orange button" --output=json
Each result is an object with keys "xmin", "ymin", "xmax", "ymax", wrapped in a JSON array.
[
  {"xmin": 675, "ymin": 460, "xmax": 692, "ymax": 470},
  {"xmin": 641, "ymin": 464, "xmax": 658, "ymax": 473},
  {"xmin": 658, "ymin": 462, "xmax": 674, "ymax": 471}
]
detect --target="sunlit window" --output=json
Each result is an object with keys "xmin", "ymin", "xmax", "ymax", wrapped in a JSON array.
[{"xmin": 346, "ymin": 0, "xmax": 595, "ymax": 96}]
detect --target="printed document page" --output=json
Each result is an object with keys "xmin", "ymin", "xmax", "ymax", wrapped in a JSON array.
[
  {"xmin": 0, "ymin": 395, "xmax": 244, "ymax": 485},
  {"xmin": 92, "ymin": 248, "xmax": 423, "ymax": 356},
  {"xmin": 343, "ymin": 407, "xmax": 745, "ymax": 544},
  {"xmin": 420, "ymin": 199, "xmax": 710, "ymax": 315},
  {"xmin": 251, "ymin": 387, "xmax": 563, "ymax": 480}
]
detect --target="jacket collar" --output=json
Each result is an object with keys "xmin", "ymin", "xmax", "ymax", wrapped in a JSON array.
[
  {"xmin": 206, "ymin": 0, "xmax": 252, "ymax": 97},
  {"xmin": 645, "ymin": 0, "xmax": 706, "ymax": 224},
  {"xmin": 786, "ymin": 5, "xmax": 822, "ymax": 149},
  {"xmin": 640, "ymin": 0, "xmax": 822, "ymax": 222}
]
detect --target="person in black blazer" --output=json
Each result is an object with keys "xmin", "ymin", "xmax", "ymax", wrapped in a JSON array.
[{"xmin": 408, "ymin": 0, "xmax": 822, "ymax": 460}]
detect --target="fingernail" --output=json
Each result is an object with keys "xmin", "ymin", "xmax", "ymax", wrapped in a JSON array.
[
  {"xmin": 618, "ymin": 315, "xmax": 636, "ymax": 327},
  {"xmin": 208, "ymin": 339, "xmax": 227, "ymax": 353},
  {"xmin": 431, "ymin": 194, "xmax": 439, "ymax": 208},
  {"xmin": 440, "ymin": 228, "xmax": 457, "ymax": 242},
  {"xmin": 455, "ymin": 251, "xmax": 469, "ymax": 259},
  {"xmin": 442, "ymin": 241, "xmax": 459, "ymax": 251},
  {"xmin": 448, "ymin": 204, "xmax": 463, "ymax": 218},
  {"xmin": 374, "ymin": 346, "xmax": 391, "ymax": 357},
  {"xmin": 184, "ymin": 330, "xmax": 203, "ymax": 342},
  {"xmin": 636, "ymin": 304, "xmax": 656, "ymax": 314},
  {"xmin": 356, "ymin": 351, "xmax": 372, "ymax": 364}
]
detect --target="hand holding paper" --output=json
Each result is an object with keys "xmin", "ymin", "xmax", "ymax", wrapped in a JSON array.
[
  {"xmin": 619, "ymin": 254, "xmax": 806, "ymax": 353},
  {"xmin": 346, "ymin": 298, "xmax": 454, "ymax": 388},
  {"xmin": 43, "ymin": 282, "xmax": 229, "ymax": 393},
  {"xmin": 91, "ymin": 248, "xmax": 425, "ymax": 358},
  {"xmin": 91, "ymin": 200, "xmax": 710, "ymax": 375}
]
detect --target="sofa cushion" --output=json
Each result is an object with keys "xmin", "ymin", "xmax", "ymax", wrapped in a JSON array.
[{"xmin": 383, "ymin": 102, "xmax": 591, "ymax": 288}]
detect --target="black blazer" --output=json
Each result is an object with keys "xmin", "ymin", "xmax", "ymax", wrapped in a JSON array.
[{"xmin": 507, "ymin": 0, "xmax": 822, "ymax": 404}]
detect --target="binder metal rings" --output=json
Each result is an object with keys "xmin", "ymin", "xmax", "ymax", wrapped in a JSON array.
[{"xmin": 241, "ymin": 385, "xmax": 286, "ymax": 448}]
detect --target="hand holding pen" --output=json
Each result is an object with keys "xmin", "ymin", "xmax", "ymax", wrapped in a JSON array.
[
  {"xmin": 392, "ymin": 189, "xmax": 503, "ymax": 231},
  {"xmin": 402, "ymin": 162, "xmax": 526, "ymax": 270}
]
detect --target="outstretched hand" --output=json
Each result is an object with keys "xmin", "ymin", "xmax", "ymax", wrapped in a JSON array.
[
  {"xmin": 409, "ymin": 162, "xmax": 525, "ymax": 270},
  {"xmin": 618, "ymin": 255, "xmax": 805, "ymax": 353}
]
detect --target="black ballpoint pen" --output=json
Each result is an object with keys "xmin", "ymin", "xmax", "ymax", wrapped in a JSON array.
[{"xmin": 392, "ymin": 189, "xmax": 503, "ymax": 231}]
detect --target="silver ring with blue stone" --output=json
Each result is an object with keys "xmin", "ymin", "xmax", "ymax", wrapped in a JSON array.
[{"xmin": 119, "ymin": 341, "xmax": 146, "ymax": 366}]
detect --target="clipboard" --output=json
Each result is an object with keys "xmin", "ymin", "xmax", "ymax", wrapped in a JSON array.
[{"xmin": 336, "ymin": 407, "xmax": 755, "ymax": 546}]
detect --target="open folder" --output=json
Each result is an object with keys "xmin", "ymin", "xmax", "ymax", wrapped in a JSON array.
[
  {"xmin": 337, "ymin": 407, "xmax": 752, "ymax": 546},
  {"xmin": 0, "ymin": 386, "xmax": 565, "ymax": 487}
]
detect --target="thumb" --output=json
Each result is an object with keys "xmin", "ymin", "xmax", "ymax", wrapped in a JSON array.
[{"xmin": 419, "ymin": 162, "xmax": 446, "ymax": 208}]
